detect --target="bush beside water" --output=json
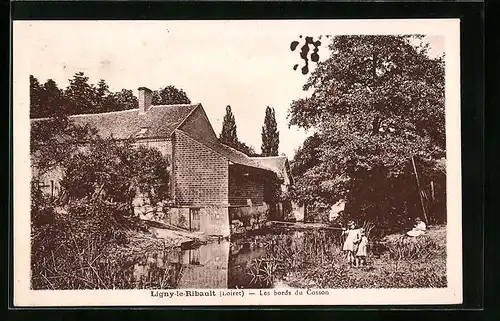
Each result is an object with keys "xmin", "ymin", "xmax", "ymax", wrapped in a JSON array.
[
  {"xmin": 30, "ymin": 193, "xmax": 175, "ymax": 290},
  {"xmin": 238, "ymin": 227, "xmax": 447, "ymax": 289}
]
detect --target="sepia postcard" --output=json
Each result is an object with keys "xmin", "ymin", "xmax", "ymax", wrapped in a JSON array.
[{"xmin": 13, "ymin": 19, "xmax": 462, "ymax": 307}]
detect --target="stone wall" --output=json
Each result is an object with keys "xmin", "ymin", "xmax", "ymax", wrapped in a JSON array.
[
  {"xmin": 200, "ymin": 206, "xmax": 230, "ymax": 237},
  {"xmin": 163, "ymin": 206, "xmax": 230, "ymax": 237},
  {"xmin": 229, "ymin": 204, "xmax": 269, "ymax": 234},
  {"xmin": 164, "ymin": 207, "xmax": 190, "ymax": 230}
]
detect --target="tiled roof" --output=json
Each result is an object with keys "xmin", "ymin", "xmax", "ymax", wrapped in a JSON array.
[
  {"xmin": 250, "ymin": 156, "xmax": 291, "ymax": 181},
  {"xmin": 31, "ymin": 104, "xmax": 200, "ymax": 140},
  {"xmin": 178, "ymin": 129, "xmax": 282, "ymax": 179}
]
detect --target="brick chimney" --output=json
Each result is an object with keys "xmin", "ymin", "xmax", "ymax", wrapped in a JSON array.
[{"xmin": 138, "ymin": 87, "xmax": 153, "ymax": 114}]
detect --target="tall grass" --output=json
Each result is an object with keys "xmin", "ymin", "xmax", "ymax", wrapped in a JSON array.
[
  {"xmin": 245, "ymin": 230, "xmax": 343, "ymax": 287},
  {"xmin": 31, "ymin": 198, "xmax": 182, "ymax": 290},
  {"xmin": 385, "ymin": 234, "xmax": 444, "ymax": 261},
  {"xmin": 244, "ymin": 227, "xmax": 447, "ymax": 289}
]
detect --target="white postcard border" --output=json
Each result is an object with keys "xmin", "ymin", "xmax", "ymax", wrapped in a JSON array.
[{"xmin": 13, "ymin": 18, "xmax": 462, "ymax": 307}]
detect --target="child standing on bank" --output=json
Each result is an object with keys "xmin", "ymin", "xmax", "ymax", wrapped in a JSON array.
[
  {"xmin": 356, "ymin": 228, "xmax": 368, "ymax": 267},
  {"xmin": 342, "ymin": 221, "xmax": 361, "ymax": 266}
]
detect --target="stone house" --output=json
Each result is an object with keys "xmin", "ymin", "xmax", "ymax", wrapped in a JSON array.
[{"xmin": 31, "ymin": 86, "xmax": 291, "ymax": 237}]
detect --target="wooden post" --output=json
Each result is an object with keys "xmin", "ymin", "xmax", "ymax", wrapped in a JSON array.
[{"xmin": 411, "ymin": 156, "xmax": 429, "ymax": 223}]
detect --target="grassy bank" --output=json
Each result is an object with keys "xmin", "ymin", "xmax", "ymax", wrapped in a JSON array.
[
  {"xmin": 31, "ymin": 199, "xmax": 179, "ymax": 290},
  {"xmin": 242, "ymin": 226, "xmax": 447, "ymax": 289}
]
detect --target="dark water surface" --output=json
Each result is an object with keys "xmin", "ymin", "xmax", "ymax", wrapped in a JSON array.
[{"xmin": 127, "ymin": 228, "xmax": 342, "ymax": 289}]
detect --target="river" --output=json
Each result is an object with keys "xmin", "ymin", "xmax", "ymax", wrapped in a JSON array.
[{"xmin": 126, "ymin": 228, "xmax": 343, "ymax": 289}]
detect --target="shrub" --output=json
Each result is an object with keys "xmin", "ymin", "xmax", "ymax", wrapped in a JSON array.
[
  {"xmin": 382, "ymin": 234, "xmax": 444, "ymax": 261},
  {"xmin": 60, "ymin": 137, "xmax": 170, "ymax": 208},
  {"xmin": 30, "ymin": 197, "xmax": 150, "ymax": 290}
]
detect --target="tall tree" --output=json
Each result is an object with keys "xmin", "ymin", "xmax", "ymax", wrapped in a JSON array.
[
  {"xmin": 219, "ymin": 105, "xmax": 238, "ymax": 147},
  {"xmin": 105, "ymin": 89, "xmax": 139, "ymax": 112},
  {"xmin": 152, "ymin": 85, "xmax": 191, "ymax": 105},
  {"xmin": 30, "ymin": 75, "xmax": 44, "ymax": 118},
  {"xmin": 94, "ymin": 79, "xmax": 110, "ymax": 113},
  {"xmin": 261, "ymin": 106, "xmax": 280, "ymax": 156},
  {"xmin": 235, "ymin": 141, "xmax": 257, "ymax": 157},
  {"xmin": 288, "ymin": 35, "xmax": 445, "ymax": 227},
  {"xmin": 65, "ymin": 72, "xmax": 98, "ymax": 115},
  {"xmin": 218, "ymin": 105, "xmax": 257, "ymax": 156},
  {"xmin": 42, "ymin": 79, "xmax": 68, "ymax": 117},
  {"xmin": 30, "ymin": 73, "xmax": 141, "ymax": 117},
  {"xmin": 30, "ymin": 76, "xmax": 68, "ymax": 119}
]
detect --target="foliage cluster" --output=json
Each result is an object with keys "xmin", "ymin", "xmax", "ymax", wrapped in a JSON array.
[
  {"xmin": 30, "ymin": 72, "xmax": 191, "ymax": 118},
  {"xmin": 31, "ymin": 112, "xmax": 172, "ymax": 289},
  {"xmin": 60, "ymin": 137, "xmax": 170, "ymax": 208},
  {"xmin": 261, "ymin": 106, "xmax": 280, "ymax": 157},
  {"xmin": 238, "ymin": 227, "xmax": 446, "ymax": 289},
  {"xmin": 219, "ymin": 105, "xmax": 258, "ymax": 156},
  {"xmin": 288, "ymin": 35, "xmax": 446, "ymax": 228}
]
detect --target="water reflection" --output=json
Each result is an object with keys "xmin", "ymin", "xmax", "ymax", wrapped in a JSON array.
[
  {"xmin": 129, "ymin": 230, "xmax": 318, "ymax": 289},
  {"xmin": 132, "ymin": 240, "xmax": 230, "ymax": 289}
]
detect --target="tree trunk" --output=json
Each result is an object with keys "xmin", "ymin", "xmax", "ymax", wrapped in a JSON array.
[{"xmin": 411, "ymin": 156, "xmax": 429, "ymax": 223}]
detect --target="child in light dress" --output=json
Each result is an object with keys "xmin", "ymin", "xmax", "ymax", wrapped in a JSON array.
[
  {"xmin": 406, "ymin": 217, "xmax": 427, "ymax": 237},
  {"xmin": 342, "ymin": 221, "xmax": 361, "ymax": 266},
  {"xmin": 356, "ymin": 228, "xmax": 368, "ymax": 267}
]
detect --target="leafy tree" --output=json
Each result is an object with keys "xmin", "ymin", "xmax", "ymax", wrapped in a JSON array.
[
  {"xmin": 152, "ymin": 85, "xmax": 191, "ymax": 105},
  {"xmin": 111, "ymin": 89, "xmax": 139, "ymax": 111},
  {"xmin": 219, "ymin": 105, "xmax": 238, "ymax": 147},
  {"xmin": 218, "ymin": 105, "xmax": 257, "ymax": 156},
  {"xmin": 30, "ymin": 73, "xmax": 142, "ymax": 117},
  {"xmin": 31, "ymin": 115, "xmax": 97, "ymax": 179},
  {"xmin": 96, "ymin": 79, "xmax": 110, "ymax": 100},
  {"xmin": 30, "ymin": 76, "xmax": 68, "ymax": 119},
  {"xmin": 65, "ymin": 71, "xmax": 98, "ymax": 115},
  {"xmin": 288, "ymin": 35, "xmax": 445, "ymax": 227},
  {"xmin": 235, "ymin": 141, "xmax": 258, "ymax": 157},
  {"xmin": 289, "ymin": 133, "xmax": 324, "ymax": 204},
  {"xmin": 261, "ymin": 106, "xmax": 280, "ymax": 156},
  {"xmin": 94, "ymin": 79, "xmax": 111, "ymax": 113},
  {"xmin": 30, "ymin": 75, "xmax": 43, "ymax": 118},
  {"xmin": 60, "ymin": 138, "xmax": 170, "ymax": 209},
  {"xmin": 42, "ymin": 79, "xmax": 68, "ymax": 115},
  {"xmin": 31, "ymin": 127, "xmax": 171, "ymax": 290}
]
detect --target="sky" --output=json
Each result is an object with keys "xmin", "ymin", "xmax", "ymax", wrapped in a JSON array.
[{"xmin": 16, "ymin": 20, "xmax": 445, "ymax": 158}]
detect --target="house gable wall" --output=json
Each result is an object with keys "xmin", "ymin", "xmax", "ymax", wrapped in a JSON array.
[
  {"xmin": 173, "ymin": 129, "xmax": 228, "ymax": 206},
  {"xmin": 178, "ymin": 106, "xmax": 219, "ymax": 144}
]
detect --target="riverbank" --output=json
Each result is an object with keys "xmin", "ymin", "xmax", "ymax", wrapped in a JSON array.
[
  {"xmin": 100, "ymin": 219, "xmax": 213, "ymax": 261},
  {"xmin": 273, "ymin": 225, "xmax": 447, "ymax": 289},
  {"xmin": 30, "ymin": 207, "xmax": 213, "ymax": 290}
]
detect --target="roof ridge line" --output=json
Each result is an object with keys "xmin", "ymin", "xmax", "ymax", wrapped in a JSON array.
[
  {"xmin": 31, "ymin": 104, "xmax": 199, "ymax": 121},
  {"xmin": 177, "ymin": 129, "xmax": 278, "ymax": 175},
  {"xmin": 172, "ymin": 103, "xmax": 201, "ymax": 134},
  {"xmin": 69, "ymin": 108, "xmax": 137, "ymax": 117}
]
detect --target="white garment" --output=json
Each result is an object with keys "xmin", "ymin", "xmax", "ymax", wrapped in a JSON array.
[
  {"xmin": 343, "ymin": 228, "xmax": 361, "ymax": 251},
  {"xmin": 406, "ymin": 221, "xmax": 427, "ymax": 237},
  {"xmin": 356, "ymin": 236, "xmax": 368, "ymax": 257}
]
